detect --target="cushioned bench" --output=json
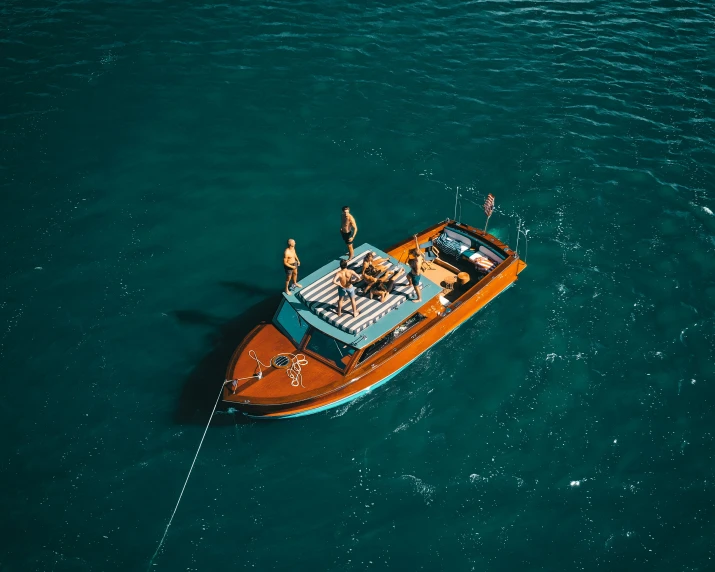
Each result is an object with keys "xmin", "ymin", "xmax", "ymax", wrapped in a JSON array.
[{"xmin": 433, "ymin": 227, "xmax": 505, "ymax": 272}]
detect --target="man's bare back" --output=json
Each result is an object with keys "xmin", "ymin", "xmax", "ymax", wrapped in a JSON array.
[
  {"xmin": 332, "ymin": 259, "xmax": 361, "ymax": 317},
  {"xmin": 334, "ymin": 268, "xmax": 359, "ymax": 287},
  {"xmin": 408, "ymin": 253, "xmax": 424, "ymax": 276}
]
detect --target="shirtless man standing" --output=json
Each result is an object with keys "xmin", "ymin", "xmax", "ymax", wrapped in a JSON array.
[
  {"xmin": 283, "ymin": 239, "xmax": 302, "ymax": 294},
  {"xmin": 407, "ymin": 234, "xmax": 424, "ymax": 303},
  {"xmin": 340, "ymin": 206, "xmax": 358, "ymax": 260},
  {"xmin": 332, "ymin": 259, "xmax": 361, "ymax": 317}
]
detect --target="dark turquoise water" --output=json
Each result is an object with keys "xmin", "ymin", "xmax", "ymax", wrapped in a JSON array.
[{"xmin": 2, "ymin": 0, "xmax": 715, "ymax": 570}]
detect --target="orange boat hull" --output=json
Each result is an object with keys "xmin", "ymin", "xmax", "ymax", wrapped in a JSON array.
[{"xmin": 224, "ymin": 221, "xmax": 526, "ymax": 418}]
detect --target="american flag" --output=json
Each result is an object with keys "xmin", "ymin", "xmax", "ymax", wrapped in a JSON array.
[
  {"xmin": 484, "ymin": 193, "xmax": 495, "ymax": 217},
  {"xmin": 474, "ymin": 255, "xmax": 494, "ymax": 271}
]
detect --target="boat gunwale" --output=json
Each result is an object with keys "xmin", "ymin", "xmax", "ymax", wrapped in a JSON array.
[
  {"xmin": 345, "ymin": 249, "xmax": 519, "ymax": 381},
  {"xmin": 236, "ymin": 268, "xmax": 520, "ymax": 416}
]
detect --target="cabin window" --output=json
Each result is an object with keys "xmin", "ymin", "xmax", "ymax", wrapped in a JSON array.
[
  {"xmin": 358, "ymin": 313, "xmax": 427, "ymax": 365},
  {"xmin": 274, "ymin": 300, "xmax": 309, "ymax": 345},
  {"xmin": 304, "ymin": 329, "xmax": 356, "ymax": 371}
]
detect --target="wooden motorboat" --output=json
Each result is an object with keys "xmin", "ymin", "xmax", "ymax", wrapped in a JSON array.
[{"xmin": 223, "ymin": 220, "xmax": 527, "ymax": 418}]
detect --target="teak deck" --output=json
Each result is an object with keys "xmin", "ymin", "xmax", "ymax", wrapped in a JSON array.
[{"xmin": 223, "ymin": 220, "xmax": 527, "ymax": 418}]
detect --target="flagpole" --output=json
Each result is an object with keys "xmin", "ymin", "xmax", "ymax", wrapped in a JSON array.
[{"xmin": 483, "ymin": 193, "xmax": 494, "ymax": 234}]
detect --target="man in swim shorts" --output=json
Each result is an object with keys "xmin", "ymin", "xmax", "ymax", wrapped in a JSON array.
[
  {"xmin": 332, "ymin": 259, "xmax": 361, "ymax": 317},
  {"xmin": 283, "ymin": 238, "xmax": 302, "ymax": 294},
  {"xmin": 340, "ymin": 206, "xmax": 358, "ymax": 260},
  {"xmin": 407, "ymin": 234, "xmax": 424, "ymax": 302}
]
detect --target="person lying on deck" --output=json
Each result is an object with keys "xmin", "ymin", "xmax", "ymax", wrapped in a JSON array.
[
  {"xmin": 360, "ymin": 252, "xmax": 391, "ymax": 289},
  {"xmin": 365, "ymin": 268, "xmax": 404, "ymax": 303},
  {"xmin": 407, "ymin": 234, "xmax": 425, "ymax": 302},
  {"xmin": 332, "ymin": 259, "xmax": 361, "ymax": 318}
]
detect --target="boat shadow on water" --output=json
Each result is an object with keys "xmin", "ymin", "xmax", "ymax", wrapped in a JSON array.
[{"xmin": 172, "ymin": 281, "xmax": 282, "ymax": 426}]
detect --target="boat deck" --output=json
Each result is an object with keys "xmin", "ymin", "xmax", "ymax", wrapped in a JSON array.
[
  {"xmin": 224, "ymin": 220, "xmax": 527, "ymax": 417},
  {"xmin": 421, "ymin": 263, "xmax": 456, "ymax": 289},
  {"xmin": 286, "ymin": 242, "xmax": 443, "ymax": 349}
]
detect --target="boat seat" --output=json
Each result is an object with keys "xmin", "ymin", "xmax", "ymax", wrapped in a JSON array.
[
  {"xmin": 468, "ymin": 250, "xmax": 496, "ymax": 272},
  {"xmin": 442, "ymin": 228, "xmax": 473, "ymax": 248},
  {"xmin": 434, "ymin": 233, "xmax": 468, "ymax": 259},
  {"xmin": 478, "ymin": 245, "xmax": 503, "ymax": 263},
  {"xmin": 443, "ymin": 227, "xmax": 506, "ymax": 264}
]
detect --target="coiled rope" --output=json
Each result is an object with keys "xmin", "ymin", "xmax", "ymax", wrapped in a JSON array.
[
  {"xmin": 245, "ymin": 350, "xmax": 307, "ymax": 388},
  {"xmin": 284, "ymin": 353, "xmax": 308, "ymax": 387}
]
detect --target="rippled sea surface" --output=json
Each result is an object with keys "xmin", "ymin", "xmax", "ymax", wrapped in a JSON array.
[{"xmin": 2, "ymin": 0, "xmax": 714, "ymax": 570}]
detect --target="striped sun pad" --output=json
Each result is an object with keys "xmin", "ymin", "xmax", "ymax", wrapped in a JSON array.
[{"xmin": 296, "ymin": 251, "xmax": 413, "ymax": 335}]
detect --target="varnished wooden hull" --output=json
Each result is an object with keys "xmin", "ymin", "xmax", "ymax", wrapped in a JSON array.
[
  {"xmin": 223, "ymin": 220, "xmax": 526, "ymax": 418},
  {"xmin": 245, "ymin": 287, "xmax": 513, "ymax": 419}
]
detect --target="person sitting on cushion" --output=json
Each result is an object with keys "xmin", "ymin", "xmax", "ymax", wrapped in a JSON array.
[
  {"xmin": 360, "ymin": 252, "xmax": 390, "ymax": 288},
  {"xmin": 366, "ymin": 268, "xmax": 404, "ymax": 303}
]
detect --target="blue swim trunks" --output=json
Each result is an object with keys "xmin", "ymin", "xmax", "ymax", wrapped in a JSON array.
[{"xmin": 338, "ymin": 285, "xmax": 356, "ymax": 299}]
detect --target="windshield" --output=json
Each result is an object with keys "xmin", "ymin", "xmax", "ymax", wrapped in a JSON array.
[
  {"xmin": 304, "ymin": 329, "xmax": 356, "ymax": 371},
  {"xmin": 357, "ymin": 313, "xmax": 426, "ymax": 365},
  {"xmin": 274, "ymin": 300, "xmax": 309, "ymax": 345}
]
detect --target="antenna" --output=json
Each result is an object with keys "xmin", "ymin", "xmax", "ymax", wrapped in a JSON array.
[
  {"xmin": 515, "ymin": 216, "xmax": 521, "ymax": 258},
  {"xmin": 453, "ymin": 186, "xmax": 459, "ymax": 221},
  {"xmin": 513, "ymin": 217, "xmax": 530, "ymax": 263}
]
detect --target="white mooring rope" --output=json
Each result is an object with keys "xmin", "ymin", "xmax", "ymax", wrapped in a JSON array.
[
  {"xmin": 147, "ymin": 382, "xmax": 225, "ymax": 569},
  {"xmin": 148, "ymin": 350, "xmax": 308, "ymax": 567},
  {"xmin": 248, "ymin": 349, "xmax": 271, "ymax": 378}
]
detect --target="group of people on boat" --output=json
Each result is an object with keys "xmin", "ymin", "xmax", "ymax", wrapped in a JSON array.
[{"xmin": 282, "ymin": 205, "xmax": 428, "ymax": 317}]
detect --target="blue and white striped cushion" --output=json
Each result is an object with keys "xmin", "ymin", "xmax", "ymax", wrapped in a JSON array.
[
  {"xmin": 296, "ymin": 252, "xmax": 412, "ymax": 335},
  {"xmin": 434, "ymin": 233, "xmax": 465, "ymax": 258}
]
